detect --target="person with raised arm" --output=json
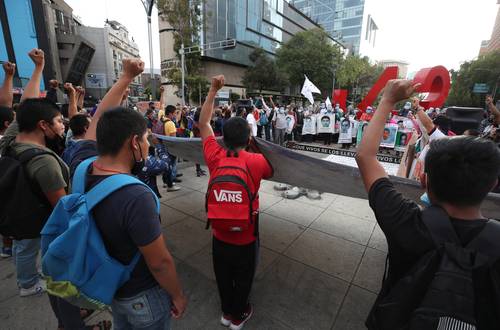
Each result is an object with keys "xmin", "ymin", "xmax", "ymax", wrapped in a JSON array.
[{"xmin": 199, "ymin": 75, "xmax": 272, "ymax": 330}]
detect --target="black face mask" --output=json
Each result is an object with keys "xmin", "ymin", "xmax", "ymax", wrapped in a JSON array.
[{"xmin": 131, "ymin": 143, "xmax": 145, "ymax": 176}]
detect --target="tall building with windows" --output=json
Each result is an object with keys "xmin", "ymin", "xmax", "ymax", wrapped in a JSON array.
[
  {"xmin": 479, "ymin": 1, "xmax": 500, "ymax": 56},
  {"xmin": 79, "ymin": 20, "xmax": 141, "ymax": 100},
  {"xmin": 0, "ymin": 0, "xmax": 95, "ymax": 101},
  {"xmin": 159, "ymin": 0, "xmax": 328, "ymax": 105},
  {"xmin": 290, "ymin": 0, "xmax": 378, "ymax": 58}
]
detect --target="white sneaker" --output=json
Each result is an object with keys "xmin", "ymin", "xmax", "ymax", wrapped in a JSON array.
[
  {"xmin": 19, "ymin": 279, "xmax": 46, "ymax": 297},
  {"xmin": 220, "ymin": 314, "xmax": 232, "ymax": 327},
  {"xmin": 229, "ymin": 304, "xmax": 253, "ymax": 330},
  {"xmin": 167, "ymin": 186, "xmax": 181, "ymax": 192}
]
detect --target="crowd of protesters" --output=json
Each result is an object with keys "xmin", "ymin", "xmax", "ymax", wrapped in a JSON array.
[{"xmin": 0, "ymin": 48, "xmax": 499, "ymax": 330}]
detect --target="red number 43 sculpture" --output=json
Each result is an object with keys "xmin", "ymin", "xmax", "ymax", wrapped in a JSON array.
[{"xmin": 357, "ymin": 65, "xmax": 451, "ymax": 113}]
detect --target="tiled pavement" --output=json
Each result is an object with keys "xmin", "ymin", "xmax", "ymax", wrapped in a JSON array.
[{"xmin": 0, "ymin": 164, "xmax": 388, "ymax": 330}]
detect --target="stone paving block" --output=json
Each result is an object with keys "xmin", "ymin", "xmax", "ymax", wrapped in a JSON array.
[
  {"xmin": 332, "ymin": 285, "xmax": 377, "ymax": 330},
  {"xmin": 353, "ymin": 247, "xmax": 386, "ymax": 293},
  {"xmin": 328, "ymin": 195, "xmax": 375, "ymax": 222},
  {"xmin": 162, "ymin": 217, "xmax": 212, "ymax": 260},
  {"xmin": 255, "ymin": 246, "xmax": 280, "ymax": 280},
  {"xmin": 167, "ymin": 190, "xmax": 207, "ymax": 216},
  {"xmin": 259, "ymin": 213, "xmax": 305, "ymax": 253},
  {"xmin": 258, "ymin": 191, "xmax": 283, "ymax": 211},
  {"xmin": 171, "ymin": 262, "xmax": 222, "ymax": 330},
  {"xmin": 293, "ymin": 192, "xmax": 338, "ymax": 209},
  {"xmin": 265, "ymin": 199, "xmax": 324, "ymax": 227},
  {"xmin": 311, "ymin": 210, "xmax": 375, "ymax": 245},
  {"xmin": 284, "ymin": 229, "xmax": 365, "ymax": 281},
  {"xmin": 0, "ymin": 259, "xmax": 17, "ymax": 303},
  {"xmin": 0, "ymin": 293, "xmax": 58, "ymax": 329},
  {"xmin": 253, "ymin": 256, "xmax": 349, "ymax": 330},
  {"xmin": 192, "ymin": 209, "xmax": 208, "ymax": 223},
  {"xmin": 259, "ymin": 180, "xmax": 285, "ymax": 197},
  {"xmin": 159, "ymin": 185, "xmax": 194, "ymax": 201},
  {"xmin": 159, "ymin": 204, "xmax": 190, "ymax": 227},
  {"xmin": 367, "ymin": 224, "xmax": 388, "ymax": 252}
]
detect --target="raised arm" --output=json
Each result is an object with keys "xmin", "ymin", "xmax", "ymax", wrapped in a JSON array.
[
  {"xmin": 159, "ymin": 86, "xmax": 166, "ymax": 110},
  {"xmin": 356, "ymin": 80, "xmax": 420, "ymax": 192},
  {"xmin": 412, "ymin": 97, "xmax": 434, "ymax": 134},
  {"xmin": 21, "ymin": 49, "xmax": 45, "ymax": 101},
  {"xmin": 269, "ymin": 96, "xmax": 276, "ymax": 109},
  {"xmin": 0, "ymin": 62, "xmax": 15, "ymax": 107},
  {"xmin": 76, "ymin": 86, "xmax": 85, "ymax": 109},
  {"xmin": 199, "ymin": 75, "xmax": 224, "ymax": 140},
  {"xmin": 85, "ymin": 58, "xmax": 144, "ymax": 141},
  {"xmin": 64, "ymin": 83, "xmax": 78, "ymax": 119}
]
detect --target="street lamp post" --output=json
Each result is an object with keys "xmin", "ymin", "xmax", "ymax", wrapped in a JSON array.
[{"xmin": 141, "ymin": 0, "xmax": 156, "ymax": 100}]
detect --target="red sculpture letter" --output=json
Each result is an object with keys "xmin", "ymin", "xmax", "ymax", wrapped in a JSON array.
[{"xmin": 412, "ymin": 65, "xmax": 451, "ymax": 109}]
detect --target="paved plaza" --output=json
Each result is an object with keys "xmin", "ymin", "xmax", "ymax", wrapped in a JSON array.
[{"xmin": 0, "ymin": 163, "xmax": 387, "ymax": 330}]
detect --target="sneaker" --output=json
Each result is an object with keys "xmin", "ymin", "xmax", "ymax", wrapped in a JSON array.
[
  {"xmin": 176, "ymin": 173, "xmax": 183, "ymax": 178},
  {"xmin": 220, "ymin": 314, "xmax": 232, "ymax": 327},
  {"xmin": 163, "ymin": 183, "xmax": 168, "ymax": 188},
  {"xmin": 196, "ymin": 170, "xmax": 207, "ymax": 177},
  {"xmin": 0, "ymin": 247, "xmax": 12, "ymax": 258},
  {"xmin": 19, "ymin": 279, "xmax": 46, "ymax": 297},
  {"xmin": 167, "ymin": 186, "xmax": 181, "ymax": 192},
  {"xmin": 229, "ymin": 304, "xmax": 253, "ymax": 330},
  {"xmin": 174, "ymin": 178, "xmax": 182, "ymax": 183}
]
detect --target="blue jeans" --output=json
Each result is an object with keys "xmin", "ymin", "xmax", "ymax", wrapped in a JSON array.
[
  {"xmin": 12, "ymin": 238, "xmax": 40, "ymax": 288},
  {"xmin": 112, "ymin": 286, "xmax": 172, "ymax": 330}
]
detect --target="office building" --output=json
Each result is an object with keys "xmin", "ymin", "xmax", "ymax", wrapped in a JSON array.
[
  {"xmin": 159, "ymin": 0, "xmax": 327, "ymax": 105},
  {"xmin": 290, "ymin": 0, "xmax": 378, "ymax": 57},
  {"xmin": 479, "ymin": 1, "xmax": 500, "ymax": 56},
  {"xmin": 78, "ymin": 20, "xmax": 142, "ymax": 100},
  {"xmin": 0, "ymin": 0, "xmax": 95, "ymax": 101}
]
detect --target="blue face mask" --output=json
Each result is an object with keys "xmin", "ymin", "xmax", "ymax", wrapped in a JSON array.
[{"xmin": 420, "ymin": 192, "xmax": 431, "ymax": 207}]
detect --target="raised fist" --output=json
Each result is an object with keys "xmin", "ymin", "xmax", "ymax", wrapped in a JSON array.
[
  {"xmin": 122, "ymin": 58, "xmax": 144, "ymax": 80},
  {"xmin": 49, "ymin": 79, "xmax": 60, "ymax": 89},
  {"xmin": 64, "ymin": 82, "xmax": 75, "ymax": 95},
  {"xmin": 28, "ymin": 49, "xmax": 45, "ymax": 67},
  {"xmin": 382, "ymin": 80, "xmax": 421, "ymax": 104},
  {"xmin": 210, "ymin": 75, "xmax": 225, "ymax": 91},
  {"xmin": 411, "ymin": 96, "xmax": 420, "ymax": 109},
  {"xmin": 160, "ymin": 86, "xmax": 165, "ymax": 93},
  {"xmin": 76, "ymin": 86, "xmax": 85, "ymax": 95},
  {"xmin": 2, "ymin": 62, "xmax": 16, "ymax": 76}
]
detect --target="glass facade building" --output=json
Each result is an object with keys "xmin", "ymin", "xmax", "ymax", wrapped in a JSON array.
[
  {"xmin": 290, "ymin": 0, "xmax": 365, "ymax": 54},
  {"xmin": 202, "ymin": 0, "xmax": 321, "ymax": 66}
]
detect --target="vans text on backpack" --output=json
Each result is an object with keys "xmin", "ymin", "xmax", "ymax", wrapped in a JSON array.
[
  {"xmin": 41, "ymin": 157, "xmax": 160, "ymax": 309},
  {"xmin": 367, "ymin": 206, "xmax": 500, "ymax": 330},
  {"xmin": 205, "ymin": 154, "xmax": 256, "ymax": 233}
]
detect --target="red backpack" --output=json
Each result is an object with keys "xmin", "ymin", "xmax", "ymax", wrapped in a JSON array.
[{"xmin": 205, "ymin": 154, "xmax": 255, "ymax": 233}]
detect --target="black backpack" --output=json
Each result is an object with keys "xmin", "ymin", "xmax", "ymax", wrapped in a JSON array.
[
  {"xmin": 367, "ymin": 206, "xmax": 500, "ymax": 330},
  {"xmin": 0, "ymin": 147, "xmax": 54, "ymax": 239}
]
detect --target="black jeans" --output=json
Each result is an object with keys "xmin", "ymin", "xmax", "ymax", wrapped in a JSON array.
[
  {"xmin": 212, "ymin": 237, "xmax": 257, "ymax": 320},
  {"xmin": 257, "ymin": 125, "xmax": 264, "ymax": 139},
  {"xmin": 48, "ymin": 294, "xmax": 86, "ymax": 329},
  {"xmin": 264, "ymin": 124, "xmax": 271, "ymax": 141}
]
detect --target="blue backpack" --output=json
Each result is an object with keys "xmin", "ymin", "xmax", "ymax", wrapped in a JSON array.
[
  {"xmin": 259, "ymin": 110, "xmax": 269, "ymax": 126},
  {"xmin": 41, "ymin": 157, "xmax": 160, "ymax": 309}
]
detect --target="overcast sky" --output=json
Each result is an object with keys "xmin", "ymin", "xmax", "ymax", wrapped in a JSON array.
[{"xmin": 66, "ymin": 0, "xmax": 498, "ymax": 74}]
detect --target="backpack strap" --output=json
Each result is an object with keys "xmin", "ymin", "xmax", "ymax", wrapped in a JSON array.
[
  {"xmin": 72, "ymin": 156, "xmax": 98, "ymax": 194},
  {"xmin": 421, "ymin": 206, "xmax": 461, "ymax": 247},
  {"xmin": 85, "ymin": 174, "xmax": 160, "ymax": 213},
  {"xmin": 466, "ymin": 220, "xmax": 500, "ymax": 260}
]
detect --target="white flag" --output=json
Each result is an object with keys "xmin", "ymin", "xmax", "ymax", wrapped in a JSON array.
[
  {"xmin": 325, "ymin": 97, "xmax": 332, "ymax": 109},
  {"xmin": 301, "ymin": 75, "xmax": 321, "ymax": 105}
]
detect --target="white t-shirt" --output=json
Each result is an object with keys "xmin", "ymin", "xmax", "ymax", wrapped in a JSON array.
[
  {"xmin": 246, "ymin": 113, "xmax": 257, "ymax": 137},
  {"xmin": 418, "ymin": 128, "xmax": 447, "ymax": 164},
  {"xmin": 273, "ymin": 110, "xmax": 288, "ymax": 129}
]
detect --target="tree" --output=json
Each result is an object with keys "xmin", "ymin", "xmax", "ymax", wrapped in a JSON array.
[
  {"xmin": 446, "ymin": 51, "xmax": 500, "ymax": 107},
  {"xmin": 336, "ymin": 55, "xmax": 383, "ymax": 104},
  {"xmin": 157, "ymin": 0, "xmax": 206, "ymax": 104},
  {"xmin": 242, "ymin": 48, "xmax": 287, "ymax": 93},
  {"xmin": 276, "ymin": 28, "xmax": 343, "ymax": 97}
]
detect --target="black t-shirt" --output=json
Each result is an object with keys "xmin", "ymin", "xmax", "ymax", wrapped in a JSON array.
[
  {"xmin": 368, "ymin": 178, "xmax": 488, "ymax": 282},
  {"xmin": 69, "ymin": 141, "xmax": 162, "ymax": 298}
]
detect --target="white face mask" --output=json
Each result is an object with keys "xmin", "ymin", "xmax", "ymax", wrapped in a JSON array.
[{"xmin": 279, "ymin": 108, "xmax": 285, "ymax": 114}]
